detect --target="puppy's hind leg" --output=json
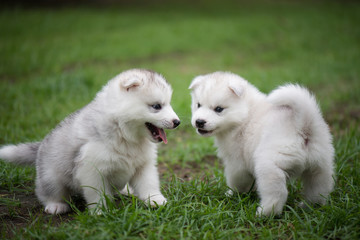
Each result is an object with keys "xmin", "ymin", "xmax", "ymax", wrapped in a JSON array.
[
  {"xmin": 35, "ymin": 177, "xmax": 71, "ymax": 215},
  {"xmin": 301, "ymin": 166, "xmax": 334, "ymax": 207},
  {"xmin": 255, "ymin": 160, "xmax": 288, "ymax": 216}
]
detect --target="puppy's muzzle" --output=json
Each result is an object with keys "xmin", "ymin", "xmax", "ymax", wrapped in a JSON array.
[{"xmin": 195, "ymin": 119, "xmax": 206, "ymax": 129}]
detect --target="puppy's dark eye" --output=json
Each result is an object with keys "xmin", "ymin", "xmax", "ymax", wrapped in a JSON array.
[
  {"xmin": 197, "ymin": 103, "xmax": 201, "ymax": 108},
  {"xmin": 214, "ymin": 106, "xmax": 224, "ymax": 113},
  {"xmin": 152, "ymin": 104, "xmax": 162, "ymax": 110}
]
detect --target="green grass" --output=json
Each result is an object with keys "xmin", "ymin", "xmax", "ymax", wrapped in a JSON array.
[{"xmin": 1, "ymin": 1, "xmax": 360, "ymax": 239}]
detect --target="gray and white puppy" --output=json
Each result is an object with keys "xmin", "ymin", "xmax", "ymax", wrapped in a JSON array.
[{"xmin": 0, "ymin": 69, "xmax": 180, "ymax": 214}]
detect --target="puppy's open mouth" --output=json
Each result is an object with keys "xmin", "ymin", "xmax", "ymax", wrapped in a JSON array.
[
  {"xmin": 145, "ymin": 122, "xmax": 167, "ymax": 144},
  {"xmin": 197, "ymin": 129, "xmax": 213, "ymax": 135}
]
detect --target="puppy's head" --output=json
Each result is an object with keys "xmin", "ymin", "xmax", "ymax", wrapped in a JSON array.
[
  {"xmin": 109, "ymin": 69, "xmax": 180, "ymax": 143},
  {"xmin": 189, "ymin": 72, "xmax": 249, "ymax": 137}
]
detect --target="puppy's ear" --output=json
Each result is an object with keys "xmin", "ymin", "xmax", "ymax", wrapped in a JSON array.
[
  {"xmin": 228, "ymin": 79, "xmax": 243, "ymax": 97},
  {"xmin": 120, "ymin": 77, "xmax": 143, "ymax": 91},
  {"xmin": 189, "ymin": 76, "xmax": 204, "ymax": 90}
]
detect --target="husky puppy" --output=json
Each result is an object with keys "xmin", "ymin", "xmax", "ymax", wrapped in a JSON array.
[
  {"xmin": 189, "ymin": 71, "xmax": 334, "ymax": 216},
  {"xmin": 0, "ymin": 69, "xmax": 180, "ymax": 214}
]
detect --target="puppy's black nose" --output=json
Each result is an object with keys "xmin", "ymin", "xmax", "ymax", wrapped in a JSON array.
[
  {"xmin": 173, "ymin": 119, "xmax": 180, "ymax": 128},
  {"xmin": 195, "ymin": 119, "xmax": 206, "ymax": 128}
]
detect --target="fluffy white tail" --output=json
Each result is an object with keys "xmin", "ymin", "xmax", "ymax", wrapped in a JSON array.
[
  {"xmin": 267, "ymin": 84, "xmax": 322, "ymax": 130},
  {"xmin": 0, "ymin": 142, "xmax": 40, "ymax": 165}
]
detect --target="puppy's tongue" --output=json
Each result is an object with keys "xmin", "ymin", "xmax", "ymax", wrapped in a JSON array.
[{"xmin": 159, "ymin": 128, "xmax": 167, "ymax": 144}]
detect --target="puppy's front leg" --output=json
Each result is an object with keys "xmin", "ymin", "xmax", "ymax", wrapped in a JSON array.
[
  {"xmin": 255, "ymin": 160, "xmax": 288, "ymax": 216},
  {"xmin": 76, "ymin": 162, "xmax": 113, "ymax": 213},
  {"xmin": 224, "ymin": 163, "xmax": 254, "ymax": 196},
  {"xmin": 130, "ymin": 160, "xmax": 166, "ymax": 207}
]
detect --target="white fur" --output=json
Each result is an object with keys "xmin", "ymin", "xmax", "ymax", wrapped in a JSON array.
[
  {"xmin": 189, "ymin": 71, "xmax": 335, "ymax": 216},
  {"xmin": 0, "ymin": 69, "xmax": 180, "ymax": 214}
]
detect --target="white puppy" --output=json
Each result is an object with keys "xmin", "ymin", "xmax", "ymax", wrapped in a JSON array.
[
  {"xmin": 189, "ymin": 71, "xmax": 334, "ymax": 216},
  {"xmin": 0, "ymin": 69, "xmax": 180, "ymax": 214}
]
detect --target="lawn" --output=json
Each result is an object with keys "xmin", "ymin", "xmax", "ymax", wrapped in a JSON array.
[{"xmin": 1, "ymin": 1, "xmax": 360, "ymax": 239}]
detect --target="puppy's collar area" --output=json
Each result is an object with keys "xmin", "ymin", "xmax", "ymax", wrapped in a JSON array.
[{"xmin": 145, "ymin": 122, "xmax": 167, "ymax": 144}]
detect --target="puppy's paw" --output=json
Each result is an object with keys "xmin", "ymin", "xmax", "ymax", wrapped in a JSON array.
[
  {"xmin": 89, "ymin": 207, "xmax": 105, "ymax": 215},
  {"xmin": 298, "ymin": 201, "xmax": 307, "ymax": 209},
  {"xmin": 256, "ymin": 206, "xmax": 269, "ymax": 217},
  {"xmin": 256, "ymin": 204, "xmax": 282, "ymax": 217},
  {"xmin": 148, "ymin": 194, "xmax": 167, "ymax": 207},
  {"xmin": 225, "ymin": 189, "xmax": 234, "ymax": 197},
  {"xmin": 119, "ymin": 184, "xmax": 134, "ymax": 196},
  {"xmin": 45, "ymin": 202, "xmax": 70, "ymax": 215}
]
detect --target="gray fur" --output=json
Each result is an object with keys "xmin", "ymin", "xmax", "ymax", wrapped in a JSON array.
[
  {"xmin": 0, "ymin": 69, "xmax": 180, "ymax": 214},
  {"xmin": 0, "ymin": 142, "xmax": 41, "ymax": 165}
]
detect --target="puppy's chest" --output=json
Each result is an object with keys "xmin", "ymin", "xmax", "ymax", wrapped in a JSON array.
[
  {"xmin": 111, "ymin": 142, "xmax": 155, "ymax": 168},
  {"xmin": 215, "ymin": 137, "xmax": 247, "ymax": 163},
  {"xmin": 83, "ymin": 140, "xmax": 156, "ymax": 176}
]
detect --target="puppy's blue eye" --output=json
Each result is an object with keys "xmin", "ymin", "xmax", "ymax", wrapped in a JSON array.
[
  {"xmin": 214, "ymin": 106, "xmax": 224, "ymax": 113},
  {"xmin": 152, "ymin": 104, "xmax": 162, "ymax": 110},
  {"xmin": 197, "ymin": 103, "xmax": 201, "ymax": 108}
]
